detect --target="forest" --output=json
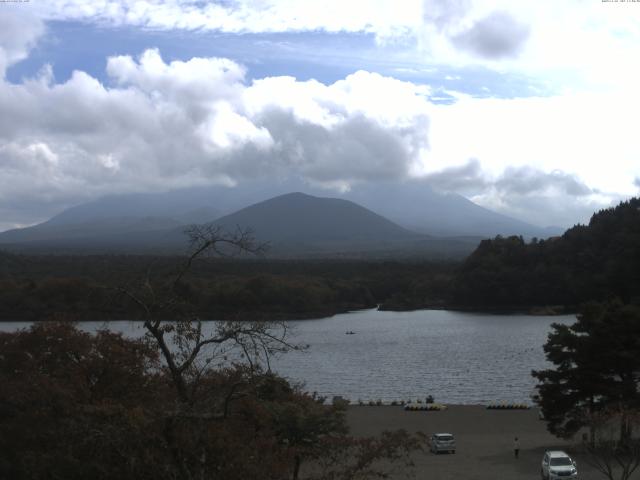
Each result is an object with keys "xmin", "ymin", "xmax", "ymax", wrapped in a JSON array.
[
  {"xmin": 0, "ymin": 253, "xmax": 455, "ymax": 321},
  {"xmin": 1, "ymin": 197, "xmax": 638, "ymax": 322},
  {"xmin": 0, "ymin": 321, "xmax": 423, "ymax": 480},
  {"xmin": 452, "ymin": 197, "xmax": 640, "ymax": 310}
]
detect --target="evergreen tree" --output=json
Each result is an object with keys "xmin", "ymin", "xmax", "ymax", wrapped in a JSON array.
[
  {"xmin": 533, "ymin": 302, "xmax": 640, "ymax": 439},
  {"xmin": 454, "ymin": 197, "xmax": 640, "ymax": 309}
]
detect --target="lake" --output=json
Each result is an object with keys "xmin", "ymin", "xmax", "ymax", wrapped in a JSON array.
[{"xmin": 0, "ymin": 309, "xmax": 574, "ymax": 405}]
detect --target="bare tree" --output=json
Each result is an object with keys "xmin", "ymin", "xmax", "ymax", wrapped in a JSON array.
[
  {"xmin": 116, "ymin": 225, "xmax": 299, "ymax": 479},
  {"xmin": 118, "ymin": 225, "xmax": 297, "ymax": 391},
  {"xmin": 111, "ymin": 224, "xmax": 423, "ymax": 480},
  {"xmin": 580, "ymin": 407, "xmax": 640, "ymax": 480}
]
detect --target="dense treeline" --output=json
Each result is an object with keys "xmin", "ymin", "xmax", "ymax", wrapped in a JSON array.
[
  {"xmin": 0, "ymin": 253, "xmax": 456, "ymax": 321},
  {"xmin": 453, "ymin": 197, "xmax": 640, "ymax": 310}
]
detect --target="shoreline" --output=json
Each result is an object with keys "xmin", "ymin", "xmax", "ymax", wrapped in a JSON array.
[
  {"xmin": 378, "ymin": 303, "xmax": 575, "ymax": 316},
  {"xmin": 0, "ymin": 303, "xmax": 576, "ymax": 323}
]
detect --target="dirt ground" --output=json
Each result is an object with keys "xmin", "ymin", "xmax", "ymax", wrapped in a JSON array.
[{"xmin": 346, "ymin": 405, "xmax": 628, "ymax": 480}]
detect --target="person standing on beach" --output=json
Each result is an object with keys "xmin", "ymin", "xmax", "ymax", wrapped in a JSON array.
[{"xmin": 513, "ymin": 437, "xmax": 520, "ymax": 459}]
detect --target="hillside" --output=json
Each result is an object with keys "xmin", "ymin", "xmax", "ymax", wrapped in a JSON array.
[
  {"xmin": 0, "ymin": 192, "xmax": 480, "ymax": 258},
  {"xmin": 0, "ymin": 217, "xmax": 183, "ymax": 244},
  {"xmin": 198, "ymin": 192, "xmax": 480, "ymax": 258},
  {"xmin": 0, "ymin": 181, "xmax": 558, "ymax": 247},
  {"xmin": 452, "ymin": 197, "xmax": 640, "ymax": 309},
  {"xmin": 341, "ymin": 181, "xmax": 561, "ymax": 238},
  {"xmin": 212, "ymin": 192, "xmax": 419, "ymax": 244}
]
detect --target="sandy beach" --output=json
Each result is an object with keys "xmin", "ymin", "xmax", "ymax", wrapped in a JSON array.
[{"xmin": 346, "ymin": 405, "xmax": 620, "ymax": 480}]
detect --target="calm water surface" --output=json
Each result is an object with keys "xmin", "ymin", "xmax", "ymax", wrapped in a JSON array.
[
  {"xmin": 0, "ymin": 309, "xmax": 574, "ymax": 404},
  {"xmin": 275, "ymin": 309, "xmax": 575, "ymax": 404}
]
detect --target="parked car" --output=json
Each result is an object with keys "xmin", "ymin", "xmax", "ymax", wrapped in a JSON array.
[
  {"xmin": 541, "ymin": 450, "xmax": 578, "ymax": 479},
  {"xmin": 430, "ymin": 433, "xmax": 456, "ymax": 454}
]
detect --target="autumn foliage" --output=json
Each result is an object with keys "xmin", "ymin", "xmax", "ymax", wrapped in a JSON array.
[{"xmin": 0, "ymin": 322, "xmax": 421, "ymax": 480}]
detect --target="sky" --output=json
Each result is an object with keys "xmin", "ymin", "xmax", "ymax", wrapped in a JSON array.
[{"xmin": 1, "ymin": 0, "xmax": 640, "ymax": 231}]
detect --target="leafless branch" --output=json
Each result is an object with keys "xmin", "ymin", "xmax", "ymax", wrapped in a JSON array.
[
  {"xmin": 580, "ymin": 408, "xmax": 640, "ymax": 480},
  {"xmin": 174, "ymin": 224, "xmax": 268, "ymax": 288},
  {"xmin": 113, "ymin": 223, "xmax": 294, "ymax": 408}
]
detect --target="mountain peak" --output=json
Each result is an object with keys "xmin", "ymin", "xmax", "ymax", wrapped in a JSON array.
[{"xmin": 213, "ymin": 192, "xmax": 418, "ymax": 245}]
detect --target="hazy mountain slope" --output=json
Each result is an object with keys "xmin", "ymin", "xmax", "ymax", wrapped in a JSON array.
[
  {"xmin": 209, "ymin": 192, "xmax": 479, "ymax": 258},
  {"xmin": 0, "ymin": 217, "xmax": 183, "ymax": 244},
  {"xmin": 0, "ymin": 192, "xmax": 480, "ymax": 258},
  {"xmin": 43, "ymin": 181, "xmax": 296, "ymax": 226},
  {"xmin": 212, "ymin": 192, "xmax": 419, "ymax": 244},
  {"xmin": 340, "ymin": 181, "xmax": 561, "ymax": 238},
  {"xmin": 0, "ymin": 178, "xmax": 557, "ymax": 256},
  {"xmin": 4, "ymin": 180, "xmax": 559, "ymax": 242}
]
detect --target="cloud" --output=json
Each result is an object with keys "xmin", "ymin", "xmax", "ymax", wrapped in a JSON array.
[
  {"xmin": 452, "ymin": 11, "xmax": 529, "ymax": 59},
  {"xmin": 21, "ymin": 0, "xmax": 640, "ymax": 88},
  {"xmin": 483, "ymin": 166, "xmax": 604, "ymax": 226},
  {"xmin": 481, "ymin": 193, "xmax": 611, "ymax": 228},
  {"xmin": 0, "ymin": 10, "xmax": 45, "ymax": 77},
  {"xmin": 495, "ymin": 167, "xmax": 593, "ymax": 197},
  {"xmin": 249, "ymin": 109, "xmax": 411, "ymax": 183},
  {"xmin": 420, "ymin": 160, "xmax": 595, "ymax": 200},
  {"xmin": 422, "ymin": 158, "xmax": 488, "ymax": 193},
  {"xmin": 0, "ymin": 49, "xmax": 433, "ymax": 228},
  {"xmin": 634, "ymin": 178, "xmax": 640, "ymax": 190},
  {"xmin": 1, "ymin": 2, "xmax": 638, "ymax": 232},
  {"xmin": 40, "ymin": 0, "xmax": 423, "ymax": 38},
  {"xmin": 416, "ymin": 159, "xmax": 614, "ymax": 227},
  {"xmin": 423, "ymin": 0, "xmax": 471, "ymax": 31},
  {"xmin": 471, "ymin": 187, "xmax": 617, "ymax": 229},
  {"xmin": 426, "ymin": 89, "xmax": 640, "ymax": 198},
  {"xmin": 1, "ymin": 42, "xmax": 636, "ymax": 231}
]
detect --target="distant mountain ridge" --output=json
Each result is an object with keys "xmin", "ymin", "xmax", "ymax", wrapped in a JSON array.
[
  {"xmin": 0, "ymin": 192, "xmax": 481, "ymax": 258},
  {"xmin": 0, "ymin": 182, "xmax": 562, "ymax": 257},
  {"xmin": 3, "ymin": 181, "xmax": 559, "ymax": 235},
  {"xmin": 0, "ymin": 216, "xmax": 183, "ymax": 244},
  {"xmin": 341, "ymin": 182, "xmax": 560, "ymax": 238}
]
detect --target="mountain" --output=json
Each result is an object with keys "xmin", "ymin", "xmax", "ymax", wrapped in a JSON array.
[
  {"xmin": 1, "ymin": 179, "xmax": 559, "ymax": 241},
  {"xmin": 0, "ymin": 192, "xmax": 480, "ymax": 258},
  {"xmin": 208, "ymin": 192, "xmax": 487, "ymax": 257},
  {"xmin": 207, "ymin": 192, "xmax": 481, "ymax": 257},
  {"xmin": 340, "ymin": 181, "xmax": 561, "ymax": 238},
  {"xmin": 0, "ymin": 217, "xmax": 183, "ymax": 244},
  {"xmin": 212, "ymin": 192, "xmax": 418, "ymax": 244},
  {"xmin": 41, "ymin": 181, "xmax": 297, "ymax": 227}
]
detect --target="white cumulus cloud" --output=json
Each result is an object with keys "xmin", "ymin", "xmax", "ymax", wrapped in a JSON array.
[
  {"xmin": 11, "ymin": 0, "xmax": 640, "ymax": 90},
  {"xmin": 0, "ymin": 9, "xmax": 44, "ymax": 77},
  {"xmin": 0, "ymin": 48, "xmax": 435, "ymax": 229},
  {"xmin": 2, "ymin": 0, "xmax": 638, "ymax": 231}
]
